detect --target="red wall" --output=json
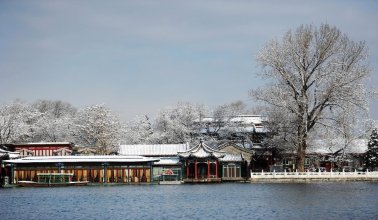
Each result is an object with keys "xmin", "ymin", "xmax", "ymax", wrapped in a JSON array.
[{"xmin": 14, "ymin": 144, "xmax": 73, "ymax": 157}]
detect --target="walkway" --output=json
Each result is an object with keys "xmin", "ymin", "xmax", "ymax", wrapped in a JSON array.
[{"xmin": 250, "ymin": 170, "xmax": 378, "ymax": 182}]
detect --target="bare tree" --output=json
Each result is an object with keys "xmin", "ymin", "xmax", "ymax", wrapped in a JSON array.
[{"xmin": 250, "ymin": 24, "xmax": 371, "ymax": 171}]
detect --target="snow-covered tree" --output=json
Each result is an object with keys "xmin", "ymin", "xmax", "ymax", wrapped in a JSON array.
[
  {"xmin": 124, "ymin": 115, "xmax": 154, "ymax": 144},
  {"xmin": 32, "ymin": 100, "xmax": 77, "ymax": 142},
  {"xmin": 74, "ymin": 105, "xmax": 122, "ymax": 154},
  {"xmin": 211, "ymin": 101, "xmax": 250, "ymax": 139},
  {"xmin": 262, "ymin": 106, "xmax": 298, "ymax": 153},
  {"xmin": 316, "ymin": 109, "xmax": 373, "ymax": 163},
  {"xmin": 364, "ymin": 128, "xmax": 378, "ymax": 170},
  {"xmin": 154, "ymin": 102, "xmax": 207, "ymax": 144},
  {"xmin": 214, "ymin": 101, "xmax": 248, "ymax": 117},
  {"xmin": 0, "ymin": 101, "xmax": 42, "ymax": 144},
  {"xmin": 250, "ymin": 24, "xmax": 371, "ymax": 171}
]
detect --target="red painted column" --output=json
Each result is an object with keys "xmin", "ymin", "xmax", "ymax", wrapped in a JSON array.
[
  {"xmin": 194, "ymin": 160, "xmax": 198, "ymax": 180},
  {"xmin": 127, "ymin": 168, "xmax": 130, "ymax": 183},
  {"xmin": 99, "ymin": 169, "xmax": 102, "ymax": 183},
  {"xmin": 122, "ymin": 169, "xmax": 125, "ymax": 183},
  {"xmin": 207, "ymin": 160, "xmax": 210, "ymax": 179},
  {"xmin": 216, "ymin": 160, "xmax": 218, "ymax": 178},
  {"xmin": 186, "ymin": 160, "xmax": 189, "ymax": 178},
  {"xmin": 143, "ymin": 168, "xmax": 146, "ymax": 182}
]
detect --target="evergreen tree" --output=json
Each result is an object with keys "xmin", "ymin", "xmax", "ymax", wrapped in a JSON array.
[{"xmin": 364, "ymin": 128, "xmax": 378, "ymax": 170}]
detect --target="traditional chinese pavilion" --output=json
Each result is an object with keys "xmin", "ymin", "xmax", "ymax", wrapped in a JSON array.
[{"xmin": 178, "ymin": 141, "xmax": 226, "ymax": 183}]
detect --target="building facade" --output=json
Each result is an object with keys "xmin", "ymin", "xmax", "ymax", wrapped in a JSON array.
[
  {"xmin": 118, "ymin": 143, "xmax": 189, "ymax": 182},
  {"xmin": 8, "ymin": 142, "xmax": 73, "ymax": 157},
  {"xmin": 196, "ymin": 115, "xmax": 268, "ymax": 148},
  {"xmin": 119, "ymin": 142, "xmax": 252, "ymax": 183},
  {"xmin": 216, "ymin": 142, "xmax": 253, "ymax": 180},
  {"xmin": 272, "ymin": 139, "xmax": 368, "ymax": 172},
  {"xmin": 3, "ymin": 155, "xmax": 158, "ymax": 185}
]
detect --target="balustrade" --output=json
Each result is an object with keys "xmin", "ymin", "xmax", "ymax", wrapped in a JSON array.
[{"xmin": 251, "ymin": 170, "xmax": 378, "ymax": 179}]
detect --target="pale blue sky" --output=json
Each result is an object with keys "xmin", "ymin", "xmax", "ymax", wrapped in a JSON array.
[{"xmin": 1, "ymin": 0, "xmax": 377, "ymax": 120}]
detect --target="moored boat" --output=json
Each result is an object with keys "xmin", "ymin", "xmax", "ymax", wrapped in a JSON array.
[{"xmin": 158, "ymin": 169, "xmax": 182, "ymax": 184}]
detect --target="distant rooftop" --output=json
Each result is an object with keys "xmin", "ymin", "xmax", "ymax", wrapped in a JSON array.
[
  {"xmin": 119, "ymin": 143, "xmax": 190, "ymax": 156},
  {"xmin": 307, "ymin": 139, "xmax": 368, "ymax": 154},
  {"xmin": 219, "ymin": 153, "xmax": 244, "ymax": 162},
  {"xmin": 197, "ymin": 115, "xmax": 268, "ymax": 125}
]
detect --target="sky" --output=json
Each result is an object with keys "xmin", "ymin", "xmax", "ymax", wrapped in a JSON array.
[{"xmin": 1, "ymin": 0, "xmax": 377, "ymax": 121}]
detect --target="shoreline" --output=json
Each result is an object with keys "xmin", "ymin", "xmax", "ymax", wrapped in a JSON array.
[
  {"xmin": 249, "ymin": 171, "xmax": 378, "ymax": 183},
  {"xmin": 249, "ymin": 177, "xmax": 378, "ymax": 183},
  {"xmin": 2, "ymin": 178, "xmax": 378, "ymax": 187}
]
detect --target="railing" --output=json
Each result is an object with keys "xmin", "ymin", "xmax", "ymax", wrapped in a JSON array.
[{"xmin": 251, "ymin": 170, "xmax": 378, "ymax": 179}]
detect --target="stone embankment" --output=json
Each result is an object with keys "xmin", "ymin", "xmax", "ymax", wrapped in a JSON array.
[{"xmin": 250, "ymin": 170, "xmax": 378, "ymax": 183}]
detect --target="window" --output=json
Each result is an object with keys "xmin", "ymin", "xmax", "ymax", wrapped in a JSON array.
[
  {"xmin": 305, "ymin": 158, "xmax": 311, "ymax": 165},
  {"xmin": 222, "ymin": 164, "xmax": 241, "ymax": 178},
  {"xmin": 283, "ymin": 159, "xmax": 290, "ymax": 165}
]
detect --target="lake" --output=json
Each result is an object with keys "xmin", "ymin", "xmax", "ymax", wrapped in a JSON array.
[{"xmin": 1, "ymin": 182, "xmax": 377, "ymax": 219}]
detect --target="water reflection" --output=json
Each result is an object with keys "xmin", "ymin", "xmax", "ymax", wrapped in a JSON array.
[{"xmin": 1, "ymin": 182, "xmax": 377, "ymax": 219}]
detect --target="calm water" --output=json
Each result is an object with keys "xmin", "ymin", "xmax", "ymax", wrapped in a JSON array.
[{"xmin": 1, "ymin": 182, "xmax": 377, "ymax": 220}]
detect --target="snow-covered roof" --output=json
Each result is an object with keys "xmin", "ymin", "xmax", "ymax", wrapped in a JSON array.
[
  {"xmin": 178, "ymin": 142, "xmax": 226, "ymax": 159},
  {"xmin": 219, "ymin": 154, "xmax": 244, "ymax": 162},
  {"xmin": 307, "ymin": 139, "xmax": 368, "ymax": 154},
  {"xmin": 216, "ymin": 142, "xmax": 254, "ymax": 154},
  {"xmin": 255, "ymin": 127, "xmax": 268, "ymax": 133},
  {"xmin": 0, "ymin": 152, "xmax": 7, "ymax": 158},
  {"xmin": 4, "ymin": 155, "xmax": 159, "ymax": 164},
  {"xmin": 198, "ymin": 115, "xmax": 267, "ymax": 125},
  {"xmin": 8, "ymin": 152, "xmax": 20, "ymax": 159},
  {"xmin": 251, "ymin": 144, "xmax": 264, "ymax": 149},
  {"xmin": 345, "ymin": 139, "xmax": 368, "ymax": 154},
  {"xmin": 13, "ymin": 142, "xmax": 73, "ymax": 146},
  {"xmin": 0, "ymin": 148, "xmax": 20, "ymax": 159},
  {"xmin": 224, "ymin": 126, "xmax": 255, "ymax": 133},
  {"xmin": 152, "ymin": 157, "xmax": 181, "ymax": 165},
  {"xmin": 118, "ymin": 143, "xmax": 189, "ymax": 156},
  {"xmin": 0, "ymin": 148, "xmax": 9, "ymax": 154},
  {"xmin": 229, "ymin": 115, "xmax": 267, "ymax": 124}
]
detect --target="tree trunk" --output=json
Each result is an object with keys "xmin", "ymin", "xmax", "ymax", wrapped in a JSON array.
[
  {"xmin": 295, "ymin": 137, "xmax": 307, "ymax": 172},
  {"xmin": 296, "ymin": 146, "xmax": 306, "ymax": 172},
  {"xmin": 296, "ymin": 113, "xmax": 307, "ymax": 172}
]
